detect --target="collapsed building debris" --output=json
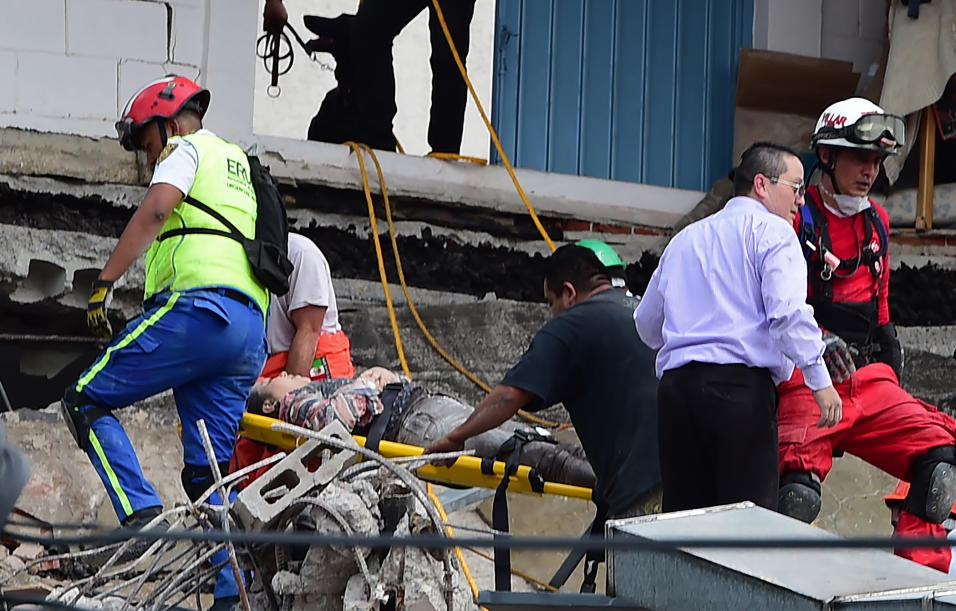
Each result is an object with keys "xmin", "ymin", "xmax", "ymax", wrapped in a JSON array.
[{"xmin": 0, "ymin": 420, "xmax": 486, "ymax": 611}]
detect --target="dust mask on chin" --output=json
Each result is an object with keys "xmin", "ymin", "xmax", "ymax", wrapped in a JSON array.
[{"xmin": 820, "ymin": 184, "xmax": 871, "ymax": 217}]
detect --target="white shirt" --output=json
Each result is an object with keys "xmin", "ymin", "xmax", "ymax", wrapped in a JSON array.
[
  {"xmin": 149, "ymin": 128, "xmax": 217, "ymax": 194},
  {"xmin": 634, "ymin": 196, "xmax": 831, "ymax": 390},
  {"xmin": 266, "ymin": 233, "xmax": 341, "ymax": 353}
]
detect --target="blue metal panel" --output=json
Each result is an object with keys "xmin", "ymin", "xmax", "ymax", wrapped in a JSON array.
[
  {"xmin": 643, "ymin": 1, "xmax": 678, "ymax": 186},
  {"xmin": 610, "ymin": 0, "xmax": 646, "ymax": 183},
  {"xmin": 580, "ymin": 0, "xmax": 615, "ymax": 179},
  {"xmin": 675, "ymin": 0, "xmax": 709, "ymax": 189},
  {"xmin": 492, "ymin": 0, "xmax": 754, "ymax": 191},
  {"xmin": 515, "ymin": 1, "xmax": 552, "ymax": 171},
  {"xmin": 547, "ymin": 1, "xmax": 584, "ymax": 175}
]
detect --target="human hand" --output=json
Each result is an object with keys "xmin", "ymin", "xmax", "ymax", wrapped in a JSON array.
[
  {"xmin": 423, "ymin": 435, "xmax": 464, "ymax": 468},
  {"xmin": 263, "ymin": 0, "xmax": 288, "ymax": 33},
  {"xmin": 822, "ymin": 331, "xmax": 857, "ymax": 383},
  {"xmin": 813, "ymin": 386, "xmax": 842, "ymax": 428},
  {"xmin": 87, "ymin": 279, "xmax": 114, "ymax": 339}
]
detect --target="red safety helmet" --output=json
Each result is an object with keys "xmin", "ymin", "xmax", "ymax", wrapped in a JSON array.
[{"xmin": 115, "ymin": 75, "xmax": 210, "ymax": 151}]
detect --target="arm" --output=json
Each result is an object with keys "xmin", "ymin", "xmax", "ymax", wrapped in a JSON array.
[
  {"xmin": 98, "ymin": 183, "xmax": 183, "ymax": 282},
  {"xmin": 633, "ymin": 265, "xmax": 665, "ymax": 349},
  {"xmin": 759, "ymin": 224, "xmax": 842, "ymax": 426},
  {"xmin": 424, "ymin": 384, "xmax": 535, "ymax": 465},
  {"xmin": 758, "ymin": 224, "xmax": 831, "ymax": 390},
  {"xmin": 286, "ymin": 305, "xmax": 328, "ymax": 376},
  {"xmin": 878, "ymin": 209, "xmax": 891, "ymax": 325}
]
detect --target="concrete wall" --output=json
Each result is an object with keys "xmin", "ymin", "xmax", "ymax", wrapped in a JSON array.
[
  {"xmin": 754, "ymin": 0, "xmax": 888, "ymax": 76},
  {"xmin": 252, "ymin": 0, "xmax": 496, "ymax": 160},
  {"xmin": 0, "ymin": 0, "xmax": 256, "ymax": 144},
  {"xmin": 0, "ymin": 0, "xmax": 494, "ymax": 156}
]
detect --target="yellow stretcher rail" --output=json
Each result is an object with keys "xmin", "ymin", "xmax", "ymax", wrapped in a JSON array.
[{"xmin": 239, "ymin": 413, "xmax": 592, "ymax": 501}]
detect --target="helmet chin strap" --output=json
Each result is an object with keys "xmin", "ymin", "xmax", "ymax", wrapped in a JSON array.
[{"xmin": 157, "ymin": 119, "xmax": 169, "ymax": 149}]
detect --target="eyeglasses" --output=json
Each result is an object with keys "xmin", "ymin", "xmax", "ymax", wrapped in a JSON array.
[{"xmin": 768, "ymin": 176, "xmax": 806, "ymax": 197}]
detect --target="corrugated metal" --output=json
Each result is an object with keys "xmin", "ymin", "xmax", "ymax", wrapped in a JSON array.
[{"xmin": 491, "ymin": 0, "xmax": 753, "ymax": 191}]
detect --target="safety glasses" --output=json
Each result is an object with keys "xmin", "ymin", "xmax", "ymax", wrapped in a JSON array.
[
  {"xmin": 114, "ymin": 118, "xmax": 139, "ymax": 151},
  {"xmin": 839, "ymin": 113, "xmax": 906, "ymax": 151}
]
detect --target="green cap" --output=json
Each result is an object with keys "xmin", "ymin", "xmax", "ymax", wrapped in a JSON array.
[{"xmin": 575, "ymin": 239, "xmax": 626, "ymax": 269}]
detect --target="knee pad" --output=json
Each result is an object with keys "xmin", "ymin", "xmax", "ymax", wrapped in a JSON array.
[
  {"xmin": 905, "ymin": 445, "xmax": 956, "ymax": 523},
  {"xmin": 181, "ymin": 462, "xmax": 232, "ymax": 503},
  {"xmin": 778, "ymin": 471, "xmax": 822, "ymax": 523},
  {"xmin": 61, "ymin": 387, "xmax": 114, "ymax": 451}
]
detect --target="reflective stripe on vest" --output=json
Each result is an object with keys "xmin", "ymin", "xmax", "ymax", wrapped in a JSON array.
[{"xmin": 143, "ymin": 133, "xmax": 269, "ymax": 318}]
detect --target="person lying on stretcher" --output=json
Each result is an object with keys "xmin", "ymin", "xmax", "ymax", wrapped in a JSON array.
[{"xmin": 231, "ymin": 366, "xmax": 595, "ymax": 490}]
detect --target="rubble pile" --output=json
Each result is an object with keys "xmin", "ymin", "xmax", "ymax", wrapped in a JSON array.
[{"xmin": 0, "ymin": 421, "xmax": 483, "ymax": 610}]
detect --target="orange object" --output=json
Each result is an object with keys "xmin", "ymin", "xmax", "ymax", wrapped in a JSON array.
[
  {"xmin": 884, "ymin": 480, "xmax": 910, "ymax": 505},
  {"xmin": 259, "ymin": 330, "xmax": 355, "ymax": 380},
  {"xmin": 884, "ymin": 479, "xmax": 956, "ymax": 517}
]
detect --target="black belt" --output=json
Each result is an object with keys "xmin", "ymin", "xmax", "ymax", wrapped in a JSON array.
[
  {"xmin": 144, "ymin": 288, "xmax": 259, "ymax": 313},
  {"xmin": 216, "ymin": 287, "xmax": 257, "ymax": 310}
]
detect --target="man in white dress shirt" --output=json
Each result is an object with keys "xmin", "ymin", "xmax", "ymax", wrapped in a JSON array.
[{"xmin": 634, "ymin": 142, "xmax": 842, "ymax": 512}]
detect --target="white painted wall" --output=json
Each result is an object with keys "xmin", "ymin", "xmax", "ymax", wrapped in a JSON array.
[
  {"xmin": 0, "ymin": 0, "xmax": 233, "ymax": 139},
  {"xmin": 251, "ymin": 0, "xmax": 495, "ymax": 160},
  {"xmin": 753, "ymin": 0, "xmax": 887, "ymax": 76},
  {"xmin": 0, "ymin": 0, "xmax": 493, "ymax": 159}
]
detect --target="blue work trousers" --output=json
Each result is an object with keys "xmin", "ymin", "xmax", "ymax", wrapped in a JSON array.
[{"xmin": 72, "ymin": 288, "xmax": 266, "ymax": 598}]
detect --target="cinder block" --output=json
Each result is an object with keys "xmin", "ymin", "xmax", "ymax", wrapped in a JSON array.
[
  {"xmin": 821, "ymin": 0, "xmax": 860, "ymax": 37},
  {"xmin": 0, "ymin": 52, "xmax": 16, "ymax": 112},
  {"xmin": 234, "ymin": 421, "xmax": 359, "ymax": 531},
  {"xmin": 203, "ymin": 0, "xmax": 257, "ymax": 140},
  {"xmin": 66, "ymin": 0, "xmax": 167, "ymax": 63},
  {"xmin": 17, "ymin": 53, "xmax": 116, "ymax": 119},
  {"xmin": 767, "ymin": 0, "xmax": 822, "ymax": 58},
  {"xmin": 0, "ymin": 0, "xmax": 66, "ymax": 54},
  {"xmin": 170, "ymin": 5, "xmax": 206, "ymax": 67}
]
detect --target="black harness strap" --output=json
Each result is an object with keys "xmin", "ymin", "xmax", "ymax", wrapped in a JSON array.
[
  {"xmin": 158, "ymin": 195, "xmax": 248, "ymax": 244},
  {"xmin": 802, "ymin": 191, "xmax": 888, "ymax": 303},
  {"xmin": 365, "ymin": 382, "xmax": 403, "ymax": 453},
  {"xmin": 482, "ymin": 428, "xmax": 556, "ymax": 591}
]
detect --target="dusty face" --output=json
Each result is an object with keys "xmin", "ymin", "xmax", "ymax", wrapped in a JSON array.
[
  {"xmin": 134, "ymin": 121, "xmax": 166, "ymax": 166},
  {"xmin": 828, "ymin": 147, "xmax": 882, "ymax": 197},
  {"xmin": 763, "ymin": 155, "xmax": 806, "ymax": 224},
  {"xmin": 255, "ymin": 372, "xmax": 311, "ymax": 408},
  {"xmin": 543, "ymin": 279, "xmax": 575, "ymax": 317}
]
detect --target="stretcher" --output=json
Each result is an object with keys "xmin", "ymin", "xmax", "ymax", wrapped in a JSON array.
[{"xmin": 239, "ymin": 413, "xmax": 592, "ymax": 501}]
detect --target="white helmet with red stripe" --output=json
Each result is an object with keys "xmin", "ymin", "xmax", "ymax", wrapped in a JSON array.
[{"xmin": 811, "ymin": 97, "xmax": 905, "ymax": 156}]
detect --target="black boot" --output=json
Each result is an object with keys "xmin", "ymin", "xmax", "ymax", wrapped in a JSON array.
[
  {"xmin": 90, "ymin": 506, "xmax": 169, "ymax": 566},
  {"xmin": 207, "ymin": 595, "xmax": 240, "ymax": 611}
]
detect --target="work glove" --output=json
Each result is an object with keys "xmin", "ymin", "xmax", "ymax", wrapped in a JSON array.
[
  {"xmin": 87, "ymin": 279, "xmax": 114, "ymax": 339},
  {"xmin": 822, "ymin": 330, "xmax": 856, "ymax": 384}
]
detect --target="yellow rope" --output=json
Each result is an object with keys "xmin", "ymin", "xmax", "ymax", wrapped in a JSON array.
[
  {"xmin": 345, "ymin": 141, "xmax": 411, "ymax": 378},
  {"xmin": 430, "ymin": 0, "xmax": 556, "ymax": 253},
  {"xmin": 426, "ymin": 151, "xmax": 487, "ymax": 165},
  {"xmin": 426, "ymin": 483, "xmax": 486, "ymax": 607},
  {"xmin": 356, "ymin": 142, "xmax": 561, "ymax": 427},
  {"xmin": 461, "ymin": 545, "xmax": 561, "ymax": 593}
]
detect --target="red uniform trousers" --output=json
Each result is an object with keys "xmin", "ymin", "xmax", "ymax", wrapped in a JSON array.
[
  {"xmin": 230, "ymin": 330, "xmax": 355, "ymax": 488},
  {"xmin": 779, "ymin": 362, "xmax": 956, "ymax": 572},
  {"xmin": 893, "ymin": 510, "xmax": 952, "ymax": 573},
  {"xmin": 778, "ymin": 362, "xmax": 956, "ymax": 483}
]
